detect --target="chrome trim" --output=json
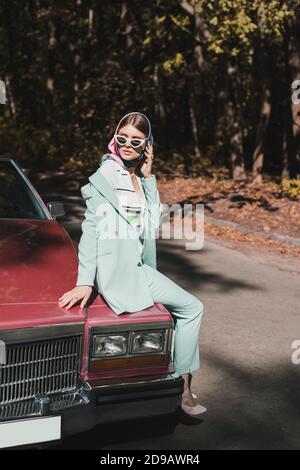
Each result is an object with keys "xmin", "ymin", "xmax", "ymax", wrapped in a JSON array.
[
  {"xmin": 167, "ymin": 327, "xmax": 174, "ymax": 361},
  {"xmin": 0, "ymin": 333, "xmax": 83, "ymax": 405},
  {"xmin": 91, "ymin": 321, "xmax": 173, "ymax": 334},
  {"xmin": 0, "ymin": 386, "xmax": 90, "ymax": 422},
  {"xmin": 88, "ymin": 374, "xmax": 181, "ymax": 391},
  {"xmin": 0, "ymin": 323, "xmax": 85, "ymax": 344}
]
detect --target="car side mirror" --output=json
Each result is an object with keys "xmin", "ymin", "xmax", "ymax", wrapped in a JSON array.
[{"xmin": 47, "ymin": 201, "xmax": 65, "ymax": 218}]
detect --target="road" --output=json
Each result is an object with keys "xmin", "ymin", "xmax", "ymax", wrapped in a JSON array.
[{"xmin": 52, "ymin": 229, "xmax": 300, "ymax": 450}]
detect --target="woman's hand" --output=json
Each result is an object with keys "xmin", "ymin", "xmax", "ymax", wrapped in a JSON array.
[
  {"xmin": 58, "ymin": 285, "xmax": 92, "ymax": 310},
  {"xmin": 139, "ymin": 142, "xmax": 154, "ymax": 179}
]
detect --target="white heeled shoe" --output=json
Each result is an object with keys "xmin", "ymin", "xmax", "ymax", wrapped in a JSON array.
[
  {"xmin": 180, "ymin": 400, "xmax": 207, "ymax": 416},
  {"xmin": 180, "ymin": 392, "xmax": 207, "ymax": 417}
]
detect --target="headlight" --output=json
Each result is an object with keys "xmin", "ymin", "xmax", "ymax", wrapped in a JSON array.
[
  {"xmin": 93, "ymin": 334, "xmax": 128, "ymax": 358},
  {"xmin": 132, "ymin": 331, "xmax": 164, "ymax": 354}
]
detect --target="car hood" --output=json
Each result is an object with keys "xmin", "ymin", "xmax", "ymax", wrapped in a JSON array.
[
  {"xmin": 0, "ymin": 302, "xmax": 86, "ymax": 330},
  {"xmin": 0, "ymin": 219, "xmax": 79, "ymax": 305},
  {"xmin": 0, "ymin": 219, "xmax": 172, "ymax": 332}
]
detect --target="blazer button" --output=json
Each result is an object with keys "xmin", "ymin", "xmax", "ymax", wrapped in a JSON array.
[{"xmin": 137, "ymin": 261, "xmax": 142, "ymax": 266}]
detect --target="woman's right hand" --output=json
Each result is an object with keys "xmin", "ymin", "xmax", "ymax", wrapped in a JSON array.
[{"xmin": 58, "ymin": 285, "xmax": 93, "ymax": 310}]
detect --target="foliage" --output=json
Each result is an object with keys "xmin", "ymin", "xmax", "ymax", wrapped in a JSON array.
[{"xmin": 0, "ymin": 0, "xmax": 299, "ymax": 178}]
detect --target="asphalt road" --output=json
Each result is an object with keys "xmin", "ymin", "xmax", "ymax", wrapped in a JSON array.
[{"xmin": 52, "ymin": 231, "xmax": 300, "ymax": 450}]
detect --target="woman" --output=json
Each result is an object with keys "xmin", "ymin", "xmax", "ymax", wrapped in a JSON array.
[{"xmin": 58, "ymin": 111, "xmax": 206, "ymax": 417}]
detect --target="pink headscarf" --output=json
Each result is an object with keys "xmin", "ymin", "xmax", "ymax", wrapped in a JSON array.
[
  {"xmin": 99, "ymin": 111, "xmax": 153, "ymax": 169},
  {"xmin": 104, "ymin": 133, "xmax": 126, "ymax": 167}
]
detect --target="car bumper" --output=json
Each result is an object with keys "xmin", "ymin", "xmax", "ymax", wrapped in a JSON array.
[
  {"xmin": 61, "ymin": 375, "xmax": 184, "ymax": 438},
  {"xmin": 0, "ymin": 375, "xmax": 184, "ymax": 448}
]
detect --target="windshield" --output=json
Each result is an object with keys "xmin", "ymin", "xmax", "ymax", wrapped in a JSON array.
[{"xmin": 0, "ymin": 160, "xmax": 47, "ymax": 220}]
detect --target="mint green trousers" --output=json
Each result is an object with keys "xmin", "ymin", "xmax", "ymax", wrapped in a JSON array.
[{"xmin": 141, "ymin": 263, "xmax": 204, "ymax": 378}]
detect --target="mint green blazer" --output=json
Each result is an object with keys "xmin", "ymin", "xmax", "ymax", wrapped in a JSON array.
[{"xmin": 76, "ymin": 168, "xmax": 162, "ymax": 314}]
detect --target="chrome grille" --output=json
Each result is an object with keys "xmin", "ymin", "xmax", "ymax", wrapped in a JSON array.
[
  {"xmin": 0, "ymin": 336, "xmax": 82, "ymax": 405},
  {"xmin": 0, "ymin": 399, "xmax": 37, "ymax": 420},
  {"xmin": 0, "ymin": 389, "xmax": 89, "ymax": 421}
]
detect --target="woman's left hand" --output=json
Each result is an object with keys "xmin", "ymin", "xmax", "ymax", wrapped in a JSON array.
[{"xmin": 139, "ymin": 143, "xmax": 154, "ymax": 178}]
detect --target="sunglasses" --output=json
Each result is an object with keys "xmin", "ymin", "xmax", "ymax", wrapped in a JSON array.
[{"xmin": 115, "ymin": 134, "xmax": 148, "ymax": 149}]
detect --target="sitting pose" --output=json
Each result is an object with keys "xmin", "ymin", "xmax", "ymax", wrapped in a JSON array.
[{"xmin": 58, "ymin": 111, "xmax": 207, "ymax": 417}]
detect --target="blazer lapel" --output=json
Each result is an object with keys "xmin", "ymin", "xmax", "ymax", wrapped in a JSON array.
[{"xmin": 88, "ymin": 168, "xmax": 134, "ymax": 228}]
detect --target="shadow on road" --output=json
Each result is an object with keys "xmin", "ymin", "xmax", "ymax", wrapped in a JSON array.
[
  {"xmin": 50, "ymin": 355, "xmax": 300, "ymax": 450},
  {"xmin": 157, "ymin": 241, "xmax": 261, "ymax": 294},
  {"xmin": 32, "ymin": 170, "xmax": 300, "ymax": 450}
]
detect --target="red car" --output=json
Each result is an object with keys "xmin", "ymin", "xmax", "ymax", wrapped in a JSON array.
[{"xmin": 0, "ymin": 157, "xmax": 183, "ymax": 449}]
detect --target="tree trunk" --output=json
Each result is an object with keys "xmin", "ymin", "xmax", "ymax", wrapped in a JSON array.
[
  {"xmin": 281, "ymin": 21, "xmax": 297, "ymax": 179},
  {"xmin": 153, "ymin": 64, "xmax": 168, "ymax": 154},
  {"xmin": 120, "ymin": 0, "xmax": 134, "ymax": 57},
  {"xmin": 2, "ymin": 2, "xmax": 17, "ymax": 123},
  {"xmin": 74, "ymin": 0, "xmax": 82, "ymax": 108},
  {"xmin": 252, "ymin": 82, "xmax": 271, "ymax": 183},
  {"xmin": 88, "ymin": 7, "xmax": 93, "ymax": 37},
  {"xmin": 46, "ymin": 10, "xmax": 56, "ymax": 118},
  {"xmin": 227, "ymin": 62, "xmax": 246, "ymax": 180},
  {"xmin": 180, "ymin": 0, "xmax": 212, "ymax": 174},
  {"xmin": 186, "ymin": 69, "xmax": 201, "ymax": 167},
  {"xmin": 3, "ymin": 75, "xmax": 16, "ymax": 122},
  {"xmin": 287, "ymin": 15, "xmax": 300, "ymax": 179},
  {"xmin": 252, "ymin": 42, "xmax": 272, "ymax": 184}
]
